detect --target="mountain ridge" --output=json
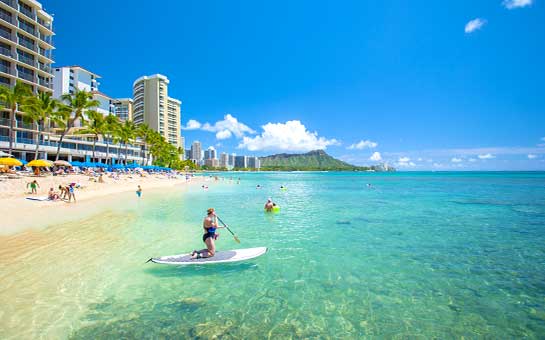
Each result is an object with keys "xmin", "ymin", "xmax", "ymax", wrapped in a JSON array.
[{"xmin": 258, "ymin": 150, "xmax": 392, "ymax": 171}]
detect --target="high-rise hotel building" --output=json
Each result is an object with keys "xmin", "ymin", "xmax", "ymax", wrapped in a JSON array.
[
  {"xmin": 0, "ymin": 0, "xmax": 54, "ymax": 150},
  {"xmin": 132, "ymin": 74, "xmax": 182, "ymax": 148},
  {"xmin": 0, "ymin": 0, "xmax": 54, "ymax": 92},
  {"xmin": 0, "ymin": 1, "xmax": 143, "ymax": 164}
]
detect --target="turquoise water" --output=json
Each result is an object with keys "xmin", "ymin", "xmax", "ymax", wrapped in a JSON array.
[{"xmin": 2, "ymin": 172, "xmax": 545, "ymax": 338}]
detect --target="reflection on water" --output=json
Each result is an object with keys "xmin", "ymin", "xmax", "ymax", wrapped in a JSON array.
[{"xmin": 1, "ymin": 172, "xmax": 545, "ymax": 338}]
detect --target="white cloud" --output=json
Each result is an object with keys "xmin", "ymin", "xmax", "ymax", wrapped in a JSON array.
[
  {"xmin": 528, "ymin": 154, "xmax": 537, "ymax": 159},
  {"xmin": 215, "ymin": 130, "xmax": 232, "ymax": 140},
  {"xmin": 503, "ymin": 0, "xmax": 533, "ymax": 9},
  {"xmin": 183, "ymin": 119, "xmax": 202, "ymax": 130},
  {"xmin": 478, "ymin": 153, "xmax": 495, "ymax": 159},
  {"xmin": 469, "ymin": 158, "xmax": 477, "ymax": 162},
  {"xmin": 348, "ymin": 140, "xmax": 378, "ymax": 150},
  {"xmin": 369, "ymin": 152, "xmax": 382, "ymax": 161},
  {"xmin": 417, "ymin": 158, "xmax": 423, "ymax": 161},
  {"xmin": 465, "ymin": 18, "xmax": 486, "ymax": 33},
  {"xmin": 238, "ymin": 120, "xmax": 339, "ymax": 152},
  {"xmin": 397, "ymin": 157, "xmax": 415, "ymax": 167},
  {"xmin": 451, "ymin": 157, "xmax": 463, "ymax": 163},
  {"xmin": 201, "ymin": 114, "xmax": 255, "ymax": 138}
]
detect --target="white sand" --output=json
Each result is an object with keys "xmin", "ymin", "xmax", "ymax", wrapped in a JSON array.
[{"xmin": 0, "ymin": 173, "xmax": 204, "ymax": 235}]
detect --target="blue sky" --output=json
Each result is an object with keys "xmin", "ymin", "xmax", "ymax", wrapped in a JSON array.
[{"xmin": 46, "ymin": 0, "xmax": 545, "ymax": 170}]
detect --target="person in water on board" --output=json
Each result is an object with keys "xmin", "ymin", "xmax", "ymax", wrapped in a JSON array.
[
  {"xmin": 191, "ymin": 208, "xmax": 224, "ymax": 259},
  {"xmin": 264, "ymin": 198, "xmax": 274, "ymax": 212}
]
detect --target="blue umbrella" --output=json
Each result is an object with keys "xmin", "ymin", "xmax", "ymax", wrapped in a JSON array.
[
  {"xmin": 71, "ymin": 161, "xmax": 83, "ymax": 167},
  {"xmin": 94, "ymin": 162, "xmax": 107, "ymax": 168}
]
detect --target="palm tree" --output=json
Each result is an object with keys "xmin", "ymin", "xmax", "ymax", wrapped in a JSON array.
[
  {"xmin": 136, "ymin": 123, "xmax": 153, "ymax": 165},
  {"xmin": 60, "ymin": 89, "xmax": 100, "ymax": 127},
  {"xmin": 50, "ymin": 104, "xmax": 71, "ymax": 161},
  {"xmin": 0, "ymin": 81, "xmax": 33, "ymax": 154},
  {"xmin": 57, "ymin": 89, "xmax": 99, "ymax": 161},
  {"xmin": 21, "ymin": 92, "xmax": 58, "ymax": 160},
  {"xmin": 104, "ymin": 114, "xmax": 120, "ymax": 165},
  {"xmin": 117, "ymin": 120, "xmax": 136, "ymax": 165},
  {"xmin": 77, "ymin": 111, "xmax": 105, "ymax": 162}
]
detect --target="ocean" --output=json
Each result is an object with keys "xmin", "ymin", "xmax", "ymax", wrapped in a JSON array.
[{"xmin": 1, "ymin": 172, "xmax": 545, "ymax": 338}]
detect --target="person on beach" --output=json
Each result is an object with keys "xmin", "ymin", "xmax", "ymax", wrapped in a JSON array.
[
  {"xmin": 264, "ymin": 198, "xmax": 274, "ymax": 212},
  {"xmin": 27, "ymin": 180, "xmax": 39, "ymax": 194},
  {"xmin": 48, "ymin": 188, "xmax": 59, "ymax": 201},
  {"xmin": 191, "ymin": 208, "xmax": 224, "ymax": 259},
  {"xmin": 136, "ymin": 185, "xmax": 142, "ymax": 197},
  {"xmin": 67, "ymin": 184, "xmax": 76, "ymax": 203},
  {"xmin": 58, "ymin": 185, "xmax": 67, "ymax": 200}
]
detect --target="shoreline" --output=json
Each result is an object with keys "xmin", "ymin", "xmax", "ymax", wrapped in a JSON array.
[{"xmin": 0, "ymin": 174, "xmax": 205, "ymax": 235}]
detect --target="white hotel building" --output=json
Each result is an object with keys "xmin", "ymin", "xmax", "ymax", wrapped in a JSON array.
[{"xmin": 0, "ymin": 1, "xmax": 143, "ymax": 164}]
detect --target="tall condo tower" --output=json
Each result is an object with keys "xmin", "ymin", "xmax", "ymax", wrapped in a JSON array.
[
  {"xmin": 132, "ymin": 74, "xmax": 182, "ymax": 148},
  {"xmin": 0, "ymin": 0, "xmax": 54, "ymax": 92},
  {"xmin": 0, "ymin": 0, "xmax": 54, "ymax": 146}
]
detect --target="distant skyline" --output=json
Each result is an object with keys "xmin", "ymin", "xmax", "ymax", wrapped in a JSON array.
[{"xmin": 46, "ymin": 0, "xmax": 544, "ymax": 170}]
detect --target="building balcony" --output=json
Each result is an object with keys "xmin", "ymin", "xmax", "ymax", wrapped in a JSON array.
[
  {"xmin": 17, "ymin": 54, "xmax": 36, "ymax": 67},
  {"xmin": 0, "ymin": 63, "xmax": 9, "ymax": 73},
  {"xmin": 37, "ymin": 17, "xmax": 51, "ymax": 31},
  {"xmin": 19, "ymin": 7, "xmax": 34, "ymax": 20},
  {"xmin": 0, "ymin": 12, "xmax": 14, "ymax": 26},
  {"xmin": 0, "ymin": 46, "xmax": 13, "ymax": 57},
  {"xmin": 18, "ymin": 38, "xmax": 36, "ymax": 51},
  {"xmin": 17, "ymin": 71, "xmax": 33, "ymax": 82},
  {"xmin": 39, "ymin": 63, "xmax": 50, "ymax": 73},
  {"xmin": 18, "ymin": 23, "xmax": 36, "ymax": 36},
  {"xmin": 38, "ymin": 32, "xmax": 51, "ymax": 45},
  {"xmin": 38, "ymin": 78, "xmax": 49, "ymax": 87},
  {"xmin": 0, "ymin": 29, "xmax": 11, "ymax": 39},
  {"xmin": 0, "ymin": 77, "xmax": 9, "ymax": 86},
  {"xmin": 0, "ymin": 0, "xmax": 15, "ymax": 9}
]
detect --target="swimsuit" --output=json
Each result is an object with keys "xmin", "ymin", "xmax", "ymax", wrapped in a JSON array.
[{"xmin": 202, "ymin": 227, "xmax": 217, "ymax": 242}]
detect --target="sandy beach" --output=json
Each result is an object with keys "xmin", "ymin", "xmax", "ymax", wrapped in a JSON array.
[{"xmin": 0, "ymin": 173, "xmax": 204, "ymax": 235}]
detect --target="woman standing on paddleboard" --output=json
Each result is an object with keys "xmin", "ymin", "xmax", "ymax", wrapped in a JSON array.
[{"xmin": 191, "ymin": 208, "xmax": 223, "ymax": 259}]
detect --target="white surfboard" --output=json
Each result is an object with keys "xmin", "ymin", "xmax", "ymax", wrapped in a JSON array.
[{"xmin": 149, "ymin": 247, "xmax": 267, "ymax": 265}]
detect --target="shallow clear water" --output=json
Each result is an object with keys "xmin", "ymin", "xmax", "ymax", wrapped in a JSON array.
[{"xmin": 1, "ymin": 172, "xmax": 545, "ymax": 338}]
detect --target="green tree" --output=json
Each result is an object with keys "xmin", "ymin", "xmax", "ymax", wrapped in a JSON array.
[
  {"xmin": 0, "ymin": 81, "xmax": 33, "ymax": 154},
  {"xmin": 136, "ymin": 123, "xmax": 153, "ymax": 165},
  {"xmin": 50, "ymin": 104, "xmax": 72, "ymax": 161},
  {"xmin": 104, "ymin": 114, "xmax": 120, "ymax": 165},
  {"xmin": 77, "ymin": 111, "xmax": 105, "ymax": 162},
  {"xmin": 117, "ymin": 120, "xmax": 136, "ymax": 164},
  {"xmin": 56, "ymin": 89, "xmax": 100, "ymax": 160},
  {"xmin": 21, "ymin": 92, "xmax": 57, "ymax": 160}
]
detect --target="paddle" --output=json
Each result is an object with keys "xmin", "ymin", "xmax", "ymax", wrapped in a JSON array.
[{"xmin": 216, "ymin": 215, "xmax": 241, "ymax": 243}]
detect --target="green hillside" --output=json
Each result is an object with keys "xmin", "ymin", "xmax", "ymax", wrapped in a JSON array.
[{"xmin": 259, "ymin": 150, "xmax": 382, "ymax": 171}]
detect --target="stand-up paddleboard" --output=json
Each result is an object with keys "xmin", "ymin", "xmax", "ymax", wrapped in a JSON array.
[{"xmin": 149, "ymin": 247, "xmax": 267, "ymax": 265}]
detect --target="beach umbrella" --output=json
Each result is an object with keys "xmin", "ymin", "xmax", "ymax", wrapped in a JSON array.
[
  {"xmin": 0, "ymin": 151, "xmax": 13, "ymax": 157},
  {"xmin": 71, "ymin": 161, "xmax": 83, "ymax": 167},
  {"xmin": 94, "ymin": 162, "xmax": 107, "ymax": 168},
  {"xmin": 0, "ymin": 157, "xmax": 22, "ymax": 166},
  {"xmin": 26, "ymin": 159, "xmax": 52, "ymax": 167},
  {"xmin": 53, "ymin": 160, "xmax": 72, "ymax": 167}
]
